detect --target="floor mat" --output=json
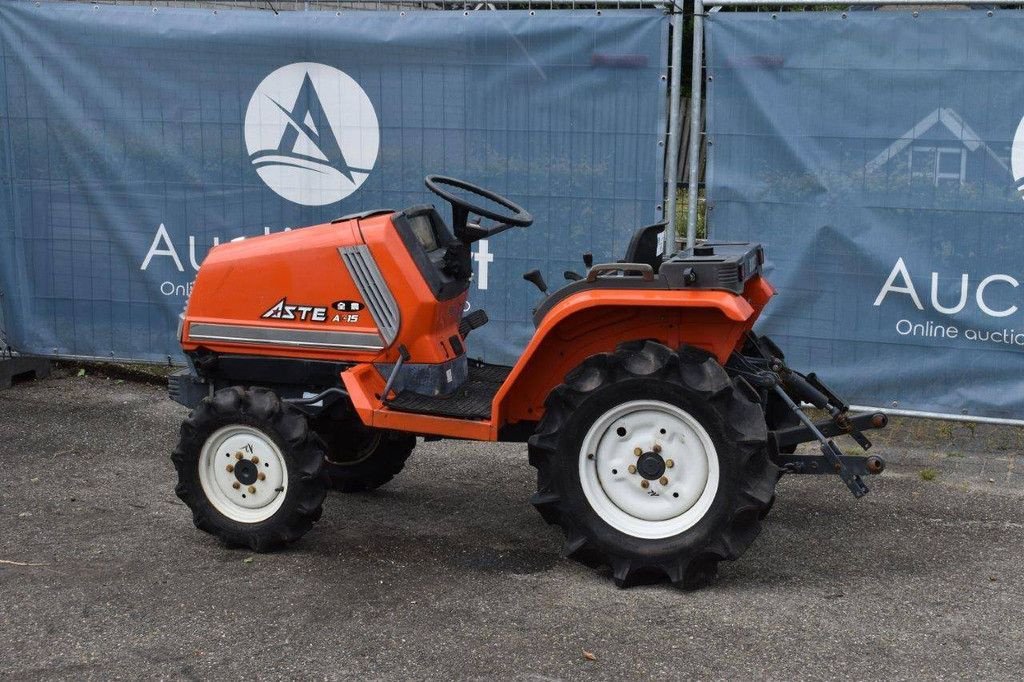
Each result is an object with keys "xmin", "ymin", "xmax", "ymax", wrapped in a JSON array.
[{"xmin": 386, "ymin": 363, "xmax": 512, "ymax": 420}]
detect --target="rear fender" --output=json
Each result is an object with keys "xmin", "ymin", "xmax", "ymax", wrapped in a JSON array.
[{"xmin": 492, "ymin": 276, "xmax": 774, "ymax": 427}]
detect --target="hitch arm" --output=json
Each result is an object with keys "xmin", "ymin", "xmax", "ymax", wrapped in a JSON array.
[
  {"xmin": 771, "ymin": 385, "xmax": 871, "ymax": 498},
  {"xmin": 772, "ymin": 411, "xmax": 888, "ymax": 452},
  {"xmin": 775, "ymin": 452, "xmax": 886, "ymax": 477}
]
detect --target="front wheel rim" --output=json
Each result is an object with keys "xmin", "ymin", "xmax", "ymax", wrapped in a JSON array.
[
  {"xmin": 578, "ymin": 399, "xmax": 720, "ymax": 540},
  {"xmin": 198, "ymin": 425, "xmax": 288, "ymax": 524}
]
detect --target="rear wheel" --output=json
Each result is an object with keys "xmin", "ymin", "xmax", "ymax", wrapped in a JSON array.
[
  {"xmin": 172, "ymin": 386, "xmax": 327, "ymax": 551},
  {"xmin": 320, "ymin": 423, "xmax": 415, "ymax": 493},
  {"xmin": 528, "ymin": 341, "xmax": 778, "ymax": 588}
]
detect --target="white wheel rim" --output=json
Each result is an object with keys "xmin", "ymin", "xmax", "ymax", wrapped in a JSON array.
[
  {"xmin": 198, "ymin": 425, "xmax": 288, "ymax": 524},
  {"xmin": 578, "ymin": 399, "xmax": 720, "ymax": 540}
]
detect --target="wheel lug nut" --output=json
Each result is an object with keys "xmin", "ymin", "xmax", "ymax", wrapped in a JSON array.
[
  {"xmin": 659, "ymin": 476, "xmax": 669, "ymax": 486},
  {"xmin": 640, "ymin": 480, "xmax": 649, "ymax": 489},
  {"xmin": 226, "ymin": 464, "xmax": 234, "ymax": 473},
  {"xmin": 251, "ymin": 456, "xmax": 260, "ymax": 465},
  {"xmin": 247, "ymin": 486, "xmax": 256, "ymax": 494},
  {"xmin": 232, "ymin": 482, "xmax": 240, "ymax": 490},
  {"xmin": 653, "ymin": 443, "xmax": 662, "ymax": 453},
  {"xmin": 633, "ymin": 447, "xmax": 642, "ymax": 456},
  {"xmin": 627, "ymin": 464, "xmax": 637, "ymax": 474},
  {"xmin": 258, "ymin": 472, "xmax": 266, "ymax": 481},
  {"xmin": 666, "ymin": 459, "xmax": 674, "ymax": 468},
  {"xmin": 234, "ymin": 452, "xmax": 243, "ymax": 460}
]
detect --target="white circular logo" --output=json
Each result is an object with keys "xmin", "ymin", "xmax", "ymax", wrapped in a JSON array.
[
  {"xmin": 244, "ymin": 62, "xmax": 380, "ymax": 206},
  {"xmin": 1014, "ymin": 115, "xmax": 1024, "ymax": 200}
]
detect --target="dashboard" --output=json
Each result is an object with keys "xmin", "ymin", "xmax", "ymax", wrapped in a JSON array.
[
  {"xmin": 407, "ymin": 213, "xmax": 439, "ymax": 252},
  {"xmin": 390, "ymin": 205, "xmax": 470, "ymax": 301}
]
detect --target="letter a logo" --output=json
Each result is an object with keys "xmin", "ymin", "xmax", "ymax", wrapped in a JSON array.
[
  {"xmin": 1014, "ymin": 115, "xmax": 1024, "ymax": 200},
  {"xmin": 245, "ymin": 63, "xmax": 380, "ymax": 206}
]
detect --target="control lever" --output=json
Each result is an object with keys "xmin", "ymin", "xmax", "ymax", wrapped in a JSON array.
[
  {"xmin": 564, "ymin": 271, "xmax": 583, "ymax": 281},
  {"xmin": 523, "ymin": 269, "xmax": 549, "ymax": 296},
  {"xmin": 458, "ymin": 309, "xmax": 489, "ymax": 337}
]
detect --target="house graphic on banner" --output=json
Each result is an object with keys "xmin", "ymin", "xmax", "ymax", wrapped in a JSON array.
[{"xmin": 864, "ymin": 107, "xmax": 1010, "ymax": 187}]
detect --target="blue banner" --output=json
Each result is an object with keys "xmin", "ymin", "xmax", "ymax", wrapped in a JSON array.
[
  {"xmin": 706, "ymin": 11, "xmax": 1024, "ymax": 420},
  {"xmin": 0, "ymin": 3, "xmax": 667, "ymax": 364}
]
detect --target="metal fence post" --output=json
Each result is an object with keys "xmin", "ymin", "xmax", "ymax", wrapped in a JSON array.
[
  {"xmin": 665, "ymin": 5, "xmax": 684, "ymax": 249},
  {"xmin": 0, "ymin": 289, "xmax": 7, "ymax": 357},
  {"xmin": 685, "ymin": 0, "xmax": 704, "ymax": 248}
]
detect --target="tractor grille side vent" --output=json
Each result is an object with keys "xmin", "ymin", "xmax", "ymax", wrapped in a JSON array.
[
  {"xmin": 339, "ymin": 245, "xmax": 400, "ymax": 346},
  {"xmin": 717, "ymin": 264, "xmax": 740, "ymax": 289}
]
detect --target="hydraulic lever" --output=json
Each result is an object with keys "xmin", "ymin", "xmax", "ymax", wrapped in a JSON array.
[
  {"xmin": 523, "ymin": 269, "xmax": 549, "ymax": 296},
  {"xmin": 565, "ymin": 252, "xmax": 596, "ymax": 281}
]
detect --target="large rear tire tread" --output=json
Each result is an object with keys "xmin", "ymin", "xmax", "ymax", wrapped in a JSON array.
[
  {"xmin": 528, "ymin": 340, "xmax": 779, "ymax": 589},
  {"xmin": 172, "ymin": 386, "xmax": 327, "ymax": 552}
]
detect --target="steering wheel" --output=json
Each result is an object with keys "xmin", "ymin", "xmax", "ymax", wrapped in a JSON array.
[{"xmin": 425, "ymin": 175, "xmax": 533, "ymax": 242}]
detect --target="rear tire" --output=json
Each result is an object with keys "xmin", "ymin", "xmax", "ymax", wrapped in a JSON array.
[
  {"xmin": 320, "ymin": 423, "xmax": 415, "ymax": 493},
  {"xmin": 528, "ymin": 340, "xmax": 779, "ymax": 588},
  {"xmin": 172, "ymin": 386, "xmax": 326, "ymax": 551}
]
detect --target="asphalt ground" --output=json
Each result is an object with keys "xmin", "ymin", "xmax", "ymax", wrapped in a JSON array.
[{"xmin": 2, "ymin": 369, "xmax": 1023, "ymax": 680}]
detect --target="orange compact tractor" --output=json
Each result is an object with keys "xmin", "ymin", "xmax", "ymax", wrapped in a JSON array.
[{"xmin": 169, "ymin": 176, "xmax": 888, "ymax": 587}]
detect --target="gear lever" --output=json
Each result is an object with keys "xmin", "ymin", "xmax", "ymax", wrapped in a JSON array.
[{"xmin": 523, "ymin": 269, "xmax": 549, "ymax": 296}]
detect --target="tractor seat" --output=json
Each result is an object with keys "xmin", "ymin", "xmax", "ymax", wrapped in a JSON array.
[{"xmin": 622, "ymin": 222, "xmax": 667, "ymax": 274}]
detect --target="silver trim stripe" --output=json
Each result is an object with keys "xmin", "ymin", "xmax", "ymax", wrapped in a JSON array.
[
  {"xmin": 189, "ymin": 323, "xmax": 384, "ymax": 351},
  {"xmin": 339, "ymin": 245, "xmax": 401, "ymax": 346}
]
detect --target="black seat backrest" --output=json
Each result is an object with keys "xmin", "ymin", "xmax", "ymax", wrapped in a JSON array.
[{"xmin": 623, "ymin": 222, "xmax": 667, "ymax": 273}]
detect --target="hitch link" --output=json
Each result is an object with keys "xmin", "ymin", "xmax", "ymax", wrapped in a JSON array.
[{"xmin": 771, "ymin": 385, "xmax": 871, "ymax": 498}]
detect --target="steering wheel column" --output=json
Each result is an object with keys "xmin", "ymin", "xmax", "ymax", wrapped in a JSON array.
[{"xmin": 425, "ymin": 175, "xmax": 533, "ymax": 243}]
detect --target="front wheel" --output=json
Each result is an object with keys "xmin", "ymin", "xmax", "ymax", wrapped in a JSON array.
[
  {"xmin": 528, "ymin": 341, "xmax": 779, "ymax": 588},
  {"xmin": 172, "ymin": 386, "xmax": 327, "ymax": 551}
]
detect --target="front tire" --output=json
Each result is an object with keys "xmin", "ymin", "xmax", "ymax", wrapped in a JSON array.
[
  {"xmin": 172, "ymin": 386, "xmax": 327, "ymax": 551},
  {"xmin": 528, "ymin": 341, "xmax": 779, "ymax": 588}
]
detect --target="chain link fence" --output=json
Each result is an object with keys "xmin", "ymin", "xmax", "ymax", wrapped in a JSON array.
[{"xmin": 34, "ymin": 1, "xmax": 670, "ymax": 10}]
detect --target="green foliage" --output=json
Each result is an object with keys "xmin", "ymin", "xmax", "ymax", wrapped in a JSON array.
[{"xmin": 675, "ymin": 190, "xmax": 707, "ymax": 243}]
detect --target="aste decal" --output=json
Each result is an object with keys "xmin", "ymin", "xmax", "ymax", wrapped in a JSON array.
[
  {"xmin": 261, "ymin": 298, "xmax": 329, "ymax": 323},
  {"xmin": 261, "ymin": 298, "xmax": 363, "ymax": 324}
]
